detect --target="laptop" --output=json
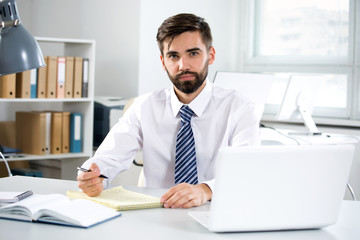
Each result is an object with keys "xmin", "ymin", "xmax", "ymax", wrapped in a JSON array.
[{"xmin": 189, "ymin": 144, "xmax": 354, "ymax": 232}]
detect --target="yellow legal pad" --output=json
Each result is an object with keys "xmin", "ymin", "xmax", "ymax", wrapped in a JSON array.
[{"xmin": 66, "ymin": 186, "xmax": 164, "ymax": 211}]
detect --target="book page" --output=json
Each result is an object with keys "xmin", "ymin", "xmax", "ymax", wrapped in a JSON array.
[
  {"xmin": 67, "ymin": 186, "xmax": 163, "ymax": 210},
  {"xmin": 34, "ymin": 199, "xmax": 121, "ymax": 228},
  {"xmin": 0, "ymin": 194, "xmax": 68, "ymax": 221}
]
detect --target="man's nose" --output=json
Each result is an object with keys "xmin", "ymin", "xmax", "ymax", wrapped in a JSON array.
[{"xmin": 179, "ymin": 57, "xmax": 190, "ymax": 71}]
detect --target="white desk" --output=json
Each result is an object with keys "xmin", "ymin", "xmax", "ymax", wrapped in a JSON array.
[
  {"xmin": 0, "ymin": 176, "xmax": 359, "ymax": 240},
  {"xmin": 260, "ymin": 127, "xmax": 360, "ymax": 145},
  {"xmin": 261, "ymin": 126, "xmax": 360, "ymax": 201}
]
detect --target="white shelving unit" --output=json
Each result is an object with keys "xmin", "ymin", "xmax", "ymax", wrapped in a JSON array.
[{"xmin": 0, "ymin": 37, "xmax": 96, "ymax": 180}]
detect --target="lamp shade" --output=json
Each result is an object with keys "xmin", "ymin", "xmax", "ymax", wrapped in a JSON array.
[{"xmin": 0, "ymin": 0, "xmax": 45, "ymax": 76}]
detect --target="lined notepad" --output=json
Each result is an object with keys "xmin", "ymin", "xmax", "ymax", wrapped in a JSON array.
[{"xmin": 67, "ymin": 186, "xmax": 163, "ymax": 211}]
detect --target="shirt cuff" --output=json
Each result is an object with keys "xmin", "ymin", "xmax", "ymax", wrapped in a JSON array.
[{"xmin": 201, "ymin": 179, "xmax": 215, "ymax": 197}]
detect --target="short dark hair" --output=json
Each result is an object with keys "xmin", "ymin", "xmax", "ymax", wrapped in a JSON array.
[{"xmin": 156, "ymin": 13, "xmax": 213, "ymax": 55}]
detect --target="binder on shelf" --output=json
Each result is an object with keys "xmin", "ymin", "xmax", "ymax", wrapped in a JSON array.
[
  {"xmin": 70, "ymin": 113, "xmax": 82, "ymax": 153},
  {"xmin": 16, "ymin": 112, "xmax": 46, "ymax": 155},
  {"xmin": 46, "ymin": 56, "xmax": 57, "ymax": 98},
  {"xmin": 0, "ymin": 121, "xmax": 16, "ymax": 148},
  {"xmin": 44, "ymin": 112, "xmax": 51, "ymax": 154},
  {"xmin": 30, "ymin": 69, "xmax": 37, "ymax": 98},
  {"xmin": 73, "ymin": 57, "xmax": 83, "ymax": 98},
  {"xmin": 56, "ymin": 57, "xmax": 65, "ymax": 98},
  {"xmin": 82, "ymin": 58, "xmax": 89, "ymax": 98},
  {"xmin": 0, "ymin": 74, "xmax": 16, "ymax": 98},
  {"xmin": 65, "ymin": 57, "xmax": 74, "ymax": 98},
  {"xmin": 50, "ymin": 112, "xmax": 62, "ymax": 154},
  {"xmin": 37, "ymin": 58, "xmax": 47, "ymax": 98},
  {"xmin": 16, "ymin": 71, "xmax": 31, "ymax": 98},
  {"xmin": 62, "ymin": 112, "xmax": 71, "ymax": 153}
]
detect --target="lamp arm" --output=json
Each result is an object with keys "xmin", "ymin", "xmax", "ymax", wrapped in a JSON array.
[
  {"xmin": 0, "ymin": 19, "xmax": 19, "ymax": 29},
  {"xmin": 0, "ymin": 151, "xmax": 12, "ymax": 177}
]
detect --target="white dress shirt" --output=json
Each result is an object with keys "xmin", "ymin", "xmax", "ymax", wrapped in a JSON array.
[{"xmin": 82, "ymin": 80, "xmax": 260, "ymax": 190}]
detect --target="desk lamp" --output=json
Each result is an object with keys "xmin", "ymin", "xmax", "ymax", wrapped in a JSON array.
[
  {"xmin": 0, "ymin": 0, "xmax": 44, "ymax": 176},
  {"xmin": 0, "ymin": 0, "xmax": 45, "ymax": 76}
]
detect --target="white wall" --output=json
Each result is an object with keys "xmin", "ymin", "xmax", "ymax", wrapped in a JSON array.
[
  {"xmin": 138, "ymin": 0, "xmax": 245, "ymax": 95},
  {"xmin": 16, "ymin": 0, "xmax": 246, "ymax": 97},
  {"xmin": 16, "ymin": 0, "xmax": 140, "ymax": 98}
]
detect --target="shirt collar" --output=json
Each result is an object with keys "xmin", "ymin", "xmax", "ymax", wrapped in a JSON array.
[{"xmin": 170, "ymin": 79, "xmax": 213, "ymax": 118}]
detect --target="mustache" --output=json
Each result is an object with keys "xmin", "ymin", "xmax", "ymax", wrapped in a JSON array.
[{"xmin": 175, "ymin": 71, "xmax": 198, "ymax": 79}]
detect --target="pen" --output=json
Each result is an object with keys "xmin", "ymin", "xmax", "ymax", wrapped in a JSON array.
[
  {"xmin": 77, "ymin": 167, "xmax": 108, "ymax": 179},
  {"xmin": 15, "ymin": 190, "xmax": 33, "ymax": 201}
]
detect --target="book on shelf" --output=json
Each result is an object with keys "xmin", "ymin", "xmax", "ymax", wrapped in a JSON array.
[
  {"xmin": 82, "ymin": 58, "xmax": 89, "ymax": 98},
  {"xmin": 14, "ymin": 111, "xmax": 82, "ymax": 155},
  {"xmin": 65, "ymin": 56, "xmax": 74, "ymax": 98},
  {"xmin": 70, "ymin": 113, "xmax": 82, "ymax": 153},
  {"xmin": 50, "ymin": 112, "xmax": 63, "ymax": 154},
  {"xmin": 73, "ymin": 57, "xmax": 83, "ymax": 98},
  {"xmin": 67, "ymin": 186, "xmax": 164, "ymax": 211},
  {"xmin": 16, "ymin": 112, "xmax": 46, "ymax": 155},
  {"xmin": 0, "ymin": 193, "xmax": 121, "ymax": 228},
  {"xmin": 0, "ymin": 145, "xmax": 22, "ymax": 158},
  {"xmin": 56, "ymin": 57, "xmax": 66, "ymax": 98},
  {"xmin": 44, "ymin": 112, "xmax": 51, "ymax": 154},
  {"xmin": 0, "ymin": 74, "xmax": 16, "ymax": 98},
  {"xmin": 37, "ymin": 61, "xmax": 47, "ymax": 98},
  {"xmin": 13, "ymin": 55, "xmax": 88, "ymax": 99},
  {"xmin": 62, "ymin": 112, "xmax": 71, "ymax": 153},
  {"xmin": 30, "ymin": 69, "xmax": 38, "ymax": 98},
  {"xmin": 46, "ymin": 56, "xmax": 57, "ymax": 98},
  {"xmin": 15, "ymin": 70, "xmax": 31, "ymax": 98}
]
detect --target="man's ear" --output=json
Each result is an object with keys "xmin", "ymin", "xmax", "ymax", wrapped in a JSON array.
[
  {"xmin": 160, "ymin": 55, "xmax": 166, "ymax": 70},
  {"xmin": 208, "ymin": 46, "xmax": 216, "ymax": 65}
]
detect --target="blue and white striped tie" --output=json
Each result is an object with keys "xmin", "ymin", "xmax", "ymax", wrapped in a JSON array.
[{"xmin": 175, "ymin": 105, "xmax": 198, "ymax": 185}]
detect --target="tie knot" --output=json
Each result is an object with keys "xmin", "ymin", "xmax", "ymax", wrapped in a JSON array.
[{"xmin": 179, "ymin": 105, "xmax": 194, "ymax": 123}]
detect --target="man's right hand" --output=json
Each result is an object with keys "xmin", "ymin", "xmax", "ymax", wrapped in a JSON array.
[{"xmin": 77, "ymin": 163, "xmax": 104, "ymax": 197}]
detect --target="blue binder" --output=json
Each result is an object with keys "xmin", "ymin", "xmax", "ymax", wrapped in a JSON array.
[
  {"xmin": 70, "ymin": 113, "xmax": 82, "ymax": 153},
  {"xmin": 30, "ymin": 69, "xmax": 38, "ymax": 98}
]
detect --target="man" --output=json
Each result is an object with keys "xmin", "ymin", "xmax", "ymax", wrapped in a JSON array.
[{"xmin": 77, "ymin": 13, "xmax": 260, "ymax": 208}]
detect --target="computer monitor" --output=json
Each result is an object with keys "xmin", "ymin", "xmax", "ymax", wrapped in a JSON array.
[
  {"xmin": 276, "ymin": 74, "xmax": 322, "ymax": 135},
  {"xmin": 213, "ymin": 71, "xmax": 274, "ymax": 120}
]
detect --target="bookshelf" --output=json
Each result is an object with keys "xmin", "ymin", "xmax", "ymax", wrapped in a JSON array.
[{"xmin": 0, "ymin": 37, "xmax": 95, "ymax": 180}]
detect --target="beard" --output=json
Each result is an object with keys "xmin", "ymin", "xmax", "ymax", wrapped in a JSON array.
[{"xmin": 166, "ymin": 63, "xmax": 209, "ymax": 94}]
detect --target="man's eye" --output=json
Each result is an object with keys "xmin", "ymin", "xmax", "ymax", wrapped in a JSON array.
[
  {"xmin": 169, "ymin": 55, "xmax": 179, "ymax": 59},
  {"xmin": 190, "ymin": 52, "xmax": 199, "ymax": 56}
]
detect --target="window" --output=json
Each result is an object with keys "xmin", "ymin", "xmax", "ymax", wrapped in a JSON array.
[
  {"xmin": 255, "ymin": 0, "xmax": 349, "ymax": 59},
  {"xmin": 245, "ymin": 0, "xmax": 359, "ymax": 125}
]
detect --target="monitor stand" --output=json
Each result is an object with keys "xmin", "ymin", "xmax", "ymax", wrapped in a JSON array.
[{"xmin": 288, "ymin": 91, "xmax": 322, "ymax": 136}]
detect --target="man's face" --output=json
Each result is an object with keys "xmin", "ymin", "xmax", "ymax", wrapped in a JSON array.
[{"xmin": 160, "ymin": 31, "xmax": 215, "ymax": 94}]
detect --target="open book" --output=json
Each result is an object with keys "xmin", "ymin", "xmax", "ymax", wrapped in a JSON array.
[
  {"xmin": 0, "ymin": 194, "xmax": 121, "ymax": 228},
  {"xmin": 67, "ymin": 186, "xmax": 163, "ymax": 210}
]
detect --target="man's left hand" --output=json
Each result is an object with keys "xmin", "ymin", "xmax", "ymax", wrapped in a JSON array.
[{"xmin": 160, "ymin": 183, "xmax": 212, "ymax": 208}]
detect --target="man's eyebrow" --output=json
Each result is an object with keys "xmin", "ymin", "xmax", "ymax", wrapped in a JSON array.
[
  {"xmin": 186, "ymin": 48, "xmax": 202, "ymax": 53},
  {"xmin": 166, "ymin": 51, "xmax": 179, "ymax": 56},
  {"xmin": 166, "ymin": 48, "xmax": 202, "ymax": 56}
]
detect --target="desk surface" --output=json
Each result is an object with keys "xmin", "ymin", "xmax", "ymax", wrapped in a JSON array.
[{"xmin": 0, "ymin": 176, "xmax": 359, "ymax": 240}]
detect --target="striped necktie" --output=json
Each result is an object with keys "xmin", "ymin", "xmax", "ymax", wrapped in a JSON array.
[{"xmin": 175, "ymin": 105, "xmax": 198, "ymax": 185}]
